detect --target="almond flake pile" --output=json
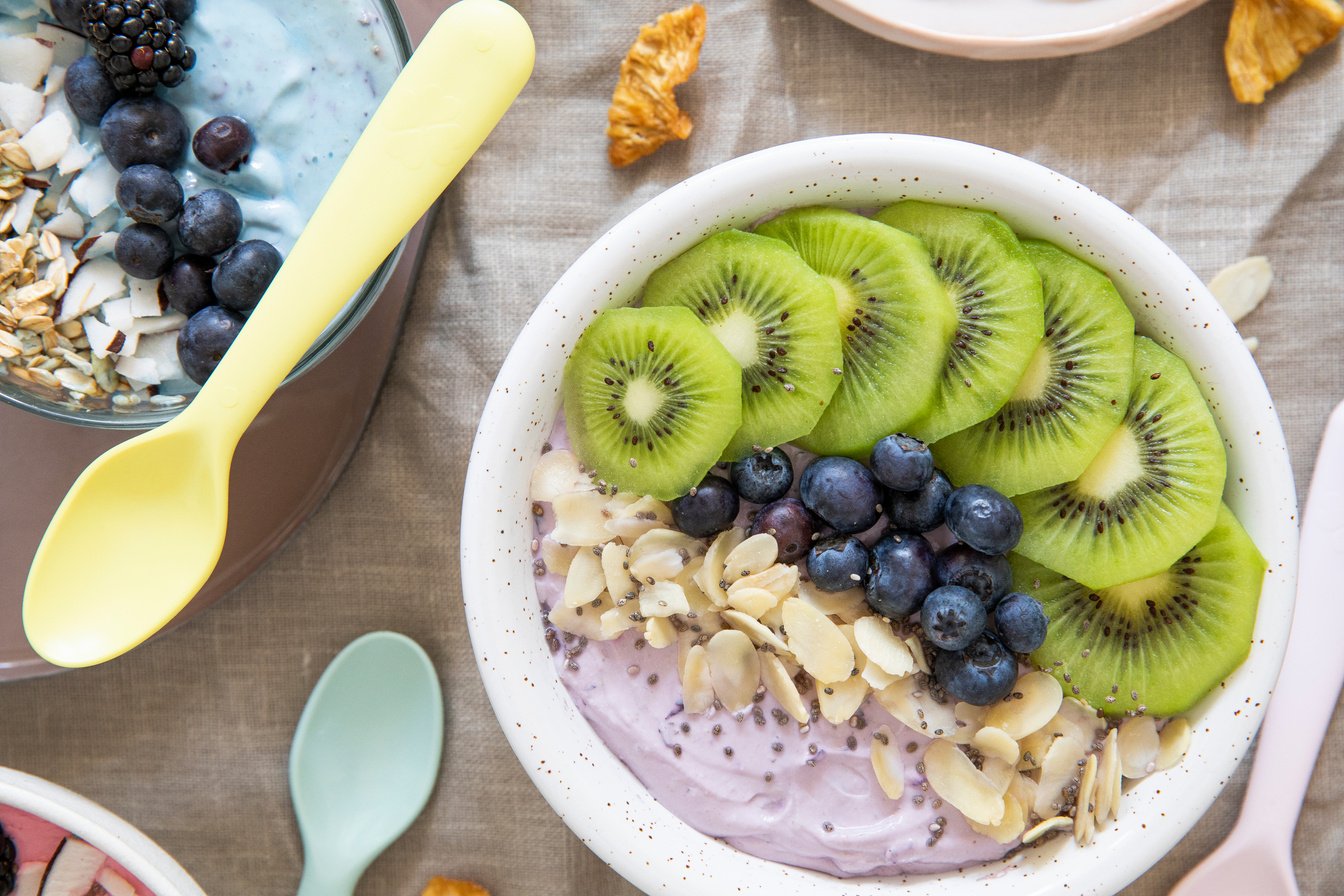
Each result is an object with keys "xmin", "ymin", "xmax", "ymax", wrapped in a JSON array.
[
  {"xmin": 1225, "ymin": 0, "xmax": 1344, "ymax": 103},
  {"xmin": 534, "ymin": 448, "xmax": 1193, "ymax": 848},
  {"xmin": 0, "ymin": 23, "xmax": 188, "ymax": 410},
  {"xmin": 606, "ymin": 3, "xmax": 706, "ymax": 168}
]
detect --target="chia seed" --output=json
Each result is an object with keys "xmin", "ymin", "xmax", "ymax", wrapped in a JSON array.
[
  {"xmin": 647, "ymin": 674, "xmax": 659, "ymax": 686},
  {"xmin": 822, "ymin": 822, "xmax": 834, "ymax": 833},
  {"xmin": 846, "ymin": 736, "xmax": 857, "ymax": 751},
  {"xmin": 724, "ymin": 747, "xmax": 734, "ymax": 758}
]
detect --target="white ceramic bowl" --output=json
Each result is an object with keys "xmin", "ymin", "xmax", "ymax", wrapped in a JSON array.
[
  {"xmin": 807, "ymin": 0, "xmax": 1209, "ymax": 60},
  {"xmin": 460, "ymin": 134, "xmax": 1298, "ymax": 896},
  {"xmin": 0, "ymin": 767, "xmax": 205, "ymax": 895}
]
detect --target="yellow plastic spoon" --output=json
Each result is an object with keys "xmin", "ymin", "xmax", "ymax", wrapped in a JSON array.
[{"xmin": 23, "ymin": 0, "xmax": 535, "ymax": 668}]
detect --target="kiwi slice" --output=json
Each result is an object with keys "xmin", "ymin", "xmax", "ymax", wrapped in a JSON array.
[
  {"xmin": 1012, "ymin": 504, "xmax": 1265, "ymax": 718},
  {"xmin": 1011, "ymin": 336, "xmax": 1227, "ymax": 590},
  {"xmin": 873, "ymin": 201, "xmax": 1045, "ymax": 443},
  {"xmin": 933, "ymin": 240, "xmax": 1136, "ymax": 495},
  {"xmin": 642, "ymin": 229, "xmax": 843, "ymax": 459},
  {"xmin": 751, "ymin": 207, "xmax": 956, "ymax": 457},
  {"xmin": 563, "ymin": 306, "xmax": 742, "ymax": 500}
]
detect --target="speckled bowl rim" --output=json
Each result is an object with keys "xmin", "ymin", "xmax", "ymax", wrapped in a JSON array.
[
  {"xmin": 461, "ymin": 134, "xmax": 1298, "ymax": 896},
  {"xmin": 806, "ymin": 0, "xmax": 1209, "ymax": 60},
  {"xmin": 0, "ymin": 767, "xmax": 205, "ymax": 895}
]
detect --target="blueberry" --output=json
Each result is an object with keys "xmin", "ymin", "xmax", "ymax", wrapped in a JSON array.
[
  {"xmin": 113, "ymin": 223, "xmax": 173, "ymax": 279},
  {"xmin": 884, "ymin": 468, "xmax": 953, "ymax": 533},
  {"xmin": 212, "ymin": 240, "xmax": 282, "ymax": 315},
  {"xmin": 51, "ymin": 0, "xmax": 89, "ymax": 33},
  {"xmin": 115, "ymin": 164, "xmax": 183, "ymax": 225},
  {"xmin": 177, "ymin": 305, "xmax": 244, "ymax": 385},
  {"xmin": 730, "ymin": 447, "xmax": 793, "ymax": 504},
  {"xmin": 920, "ymin": 585, "xmax": 987, "ymax": 652},
  {"xmin": 670, "ymin": 474, "xmax": 739, "ymax": 538},
  {"xmin": 161, "ymin": 0, "xmax": 196, "ymax": 21},
  {"xmin": 870, "ymin": 433, "xmax": 934, "ymax": 493},
  {"xmin": 161, "ymin": 254, "xmax": 216, "ymax": 317},
  {"xmin": 177, "ymin": 189, "xmax": 242, "ymax": 256},
  {"xmin": 99, "ymin": 96, "xmax": 188, "ymax": 171},
  {"xmin": 935, "ymin": 543, "xmax": 1012, "ymax": 608},
  {"xmin": 799, "ymin": 456, "xmax": 882, "ymax": 534},
  {"xmin": 748, "ymin": 498, "xmax": 814, "ymax": 564},
  {"xmin": 191, "ymin": 115, "xmax": 254, "ymax": 174},
  {"xmin": 865, "ymin": 532, "xmax": 935, "ymax": 618},
  {"xmin": 994, "ymin": 593, "xmax": 1049, "ymax": 654},
  {"xmin": 933, "ymin": 633, "xmax": 1019, "ymax": 706},
  {"xmin": 944, "ymin": 485, "xmax": 1024, "ymax": 555},
  {"xmin": 806, "ymin": 535, "xmax": 869, "ymax": 592},
  {"xmin": 63, "ymin": 56, "xmax": 118, "ymax": 125}
]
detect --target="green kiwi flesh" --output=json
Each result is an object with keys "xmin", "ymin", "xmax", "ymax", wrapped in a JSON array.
[
  {"xmin": 874, "ymin": 201, "xmax": 1045, "ymax": 443},
  {"xmin": 563, "ymin": 306, "xmax": 742, "ymax": 500},
  {"xmin": 642, "ymin": 230, "xmax": 843, "ymax": 459},
  {"xmin": 752, "ymin": 207, "xmax": 957, "ymax": 457},
  {"xmin": 1013, "ymin": 504, "xmax": 1266, "ymax": 718},
  {"xmin": 1012, "ymin": 336, "xmax": 1227, "ymax": 590},
  {"xmin": 934, "ymin": 240, "xmax": 1136, "ymax": 495}
]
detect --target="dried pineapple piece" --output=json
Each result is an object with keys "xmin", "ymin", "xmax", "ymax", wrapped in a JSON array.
[
  {"xmin": 422, "ymin": 878, "xmax": 490, "ymax": 896},
  {"xmin": 1225, "ymin": 0, "xmax": 1344, "ymax": 103},
  {"xmin": 607, "ymin": 4, "xmax": 707, "ymax": 167}
]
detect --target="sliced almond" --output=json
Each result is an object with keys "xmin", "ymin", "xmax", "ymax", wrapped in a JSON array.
[
  {"xmin": 759, "ymin": 650, "xmax": 809, "ymax": 723},
  {"xmin": 1022, "ymin": 815, "xmax": 1073, "ymax": 845},
  {"xmin": 605, "ymin": 494, "xmax": 671, "ymax": 540},
  {"xmin": 905, "ymin": 636, "xmax": 931, "ymax": 674},
  {"xmin": 694, "ymin": 526, "xmax": 745, "ymax": 608},
  {"xmin": 541, "ymin": 537, "xmax": 578, "ymax": 577},
  {"xmin": 562, "ymin": 548, "xmax": 605, "ymax": 609},
  {"xmin": 629, "ymin": 527, "xmax": 702, "ymax": 581},
  {"xmin": 1017, "ymin": 728, "xmax": 1054, "ymax": 770},
  {"xmin": 1033, "ymin": 734, "xmax": 1086, "ymax": 819},
  {"xmin": 969, "ymin": 791, "xmax": 1026, "ymax": 844},
  {"xmin": 639, "ymin": 580, "xmax": 689, "ymax": 618},
  {"xmin": 722, "ymin": 532, "xmax": 778, "ymax": 584},
  {"xmin": 1118, "ymin": 715, "xmax": 1160, "ymax": 778},
  {"xmin": 728, "ymin": 563, "xmax": 799, "ymax": 601},
  {"xmin": 529, "ymin": 448, "xmax": 594, "ymax": 501},
  {"xmin": 550, "ymin": 490, "xmax": 612, "ymax": 546},
  {"xmin": 923, "ymin": 740, "xmax": 1005, "ymax": 826},
  {"xmin": 548, "ymin": 592, "xmax": 613, "ymax": 641},
  {"xmin": 816, "ymin": 673, "xmax": 867, "ymax": 724},
  {"xmin": 796, "ymin": 580, "xmax": 868, "ymax": 621},
  {"xmin": 1074, "ymin": 753, "xmax": 1099, "ymax": 846},
  {"xmin": 706, "ymin": 629, "xmax": 760, "ymax": 713},
  {"xmin": 720, "ymin": 609, "xmax": 790, "ymax": 655},
  {"xmin": 980, "ymin": 757, "xmax": 1017, "ymax": 796},
  {"xmin": 781, "ymin": 597, "xmax": 854, "ymax": 683},
  {"xmin": 952, "ymin": 702, "xmax": 989, "ymax": 746},
  {"xmin": 600, "ymin": 541, "xmax": 635, "ymax": 605},
  {"xmin": 874, "ymin": 676, "xmax": 958, "ymax": 740},
  {"xmin": 600, "ymin": 606, "xmax": 642, "ymax": 640},
  {"xmin": 681, "ymin": 643, "xmax": 714, "ymax": 713},
  {"xmin": 1049, "ymin": 697, "xmax": 1106, "ymax": 749},
  {"xmin": 726, "ymin": 585, "xmax": 780, "ymax": 619},
  {"xmin": 853, "ymin": 615, "xmax": 915, "ymax": 678},
  {"xmin": 645, "ymin": 614, "xmax": 677, "ymax": 648},
  {"xmin": 870, "ymin": 724, "xmax": 905, "ymax": 800},
  {"xmin": 972, "ymin": 726, "xmax": 1020, "ymax": 766},
  {"xmin": 1094, "ymin": 728, "xmax": 1119, "ymax": 824},
  {"xmin": 1208, "ymin": 255, "xmax": 1272, "ymax": 323},
  {"xmin": 1156, "ymin": 717, "xmax": 1192, "ymax": 771},
  {"xmin": 985, "ymin": 670, "xmax": 1062, "ymax": 740}
]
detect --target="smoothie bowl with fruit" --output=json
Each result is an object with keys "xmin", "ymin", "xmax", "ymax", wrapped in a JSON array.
[
  {"xmin": 0, "ymin": 0, "xmax": 409, "ymax": 426},
  {"xmin": 461, "ymin": 135, "xmax": 1297, "ymax": 894}
]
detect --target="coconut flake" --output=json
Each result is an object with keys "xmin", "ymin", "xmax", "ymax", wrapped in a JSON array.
[
  {"xmin": 41, "ymin": 205, "xmax": 83, "ymax": 238},
  {"xmin": 114, "ymin": 354, "xmax": 159, "ymax": 385},
  {"xmin": 129, "ymin": 276, "xmax": 165, "ymax": 317},
  {"xmin": 1208, "ymin": 255, "xmax": 1272, "ymax": 322},
  {"xmin": 7, "ymin": 187, "xmax": 38, "ymax": 236},
  {"xmin": 18, "ymin": 109, "xmax": 72, "ymax": 170},
  {"xmin": 55, "ymin": 135, "xmax": 91, "ymax": 175},
  {"xmin": 36, "ymin": 23, "xmax": 85, "ymax": 67},
  {"xmin": 0, "ymin": 81, "xmax": 44, "ymax": 134},
  {"xmin": 126, "ymin": 309, "xmax": 186, "ymax": 335},
  {"xmin": 0, "ymin": 37, "xmax": 55, "ymax": 88}
]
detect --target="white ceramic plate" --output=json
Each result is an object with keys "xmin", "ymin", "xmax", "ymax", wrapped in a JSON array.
[
  {"xmin": 807, "ymin": 0, "xmax": 1210, "ymax": 59},
  {"xmin": 0, "ymin": 767, "xmax": 205, "ymax": 896},
  {"xmin": 461, "ymin": 134, "xmax": 1298, "ymax": 896}
]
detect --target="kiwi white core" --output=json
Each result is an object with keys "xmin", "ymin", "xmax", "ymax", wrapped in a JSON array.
[
  {"xmin": 825, "ymin": 276, "xmax": 861, "ymax": 326},
  {"xmin": 624, "ymin": 377, "xmax": 664, "ymax": 425},
  {"xmin": 1073, "ymin": 424, "xmax": 1143, "ymax": 499},
  {"xmin": 708, "ymin": 310, "xmax": 760, "ymax": 369},
  {"xmin": 1011, "ymin": 341, "xmax": 1053, "ymax": 402},
  {"xmin": 1104, "ymin": 570, "xmax": 1172, "ymax": 612}
]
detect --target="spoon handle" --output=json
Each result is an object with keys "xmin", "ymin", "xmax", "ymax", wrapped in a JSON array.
[
  {"xmin": 1238, "ymin": 400, "xmax": 1344, "ymax": 847},
  {"xmin": 295, "ymin": 860, "xmax": 357, "ymax": 896},
  {"xmin": 185, "ymin": 0, "xmax": 534, "ymax": 442}
]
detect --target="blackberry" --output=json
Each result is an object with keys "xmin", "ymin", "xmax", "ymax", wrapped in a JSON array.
[
  {"xmin": 84, "ymin": 0, "xmax": 196, "ymax": 93},
  {"xmin": 0, "ymin": 822, "xmax": 14, "ymax": 896}
]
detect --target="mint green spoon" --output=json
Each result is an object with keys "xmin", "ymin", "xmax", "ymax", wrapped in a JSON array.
[{"xmin": 289, "ymin": 632, "xmax": 444, "ymax": 896}]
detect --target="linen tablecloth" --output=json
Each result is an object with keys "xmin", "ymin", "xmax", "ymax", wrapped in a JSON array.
[{"xmin": 2, "ymin": 1, "xmax": 1342, "ymax": 892}]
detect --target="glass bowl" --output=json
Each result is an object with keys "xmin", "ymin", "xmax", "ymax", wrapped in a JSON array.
[{"xmin": 0, "ymin": 0, "xmax": 413, "ymax": 429}]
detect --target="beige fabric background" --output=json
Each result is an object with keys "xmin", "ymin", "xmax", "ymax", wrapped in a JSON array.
[{"xmin": 2, "ymin": 0, "xmax": 1343, "ymax": 892}]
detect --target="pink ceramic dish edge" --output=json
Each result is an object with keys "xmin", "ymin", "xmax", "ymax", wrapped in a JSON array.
[
  {"xmin": 0, "ymin": 767, "xmax": 205, "ymax": 896},
  {"xmin": 805, "ymin": 0, "xmax": 1209, "ymax": 60},
  {"xmin": 460, "ymin": 134, "xmax": 1298, "ymax": 896}
]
